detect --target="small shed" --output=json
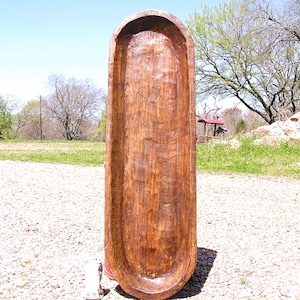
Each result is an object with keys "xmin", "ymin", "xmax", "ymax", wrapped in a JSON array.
[{"xmin": 197, "ymin": 116, "xmax": 225, "ymax": 142}]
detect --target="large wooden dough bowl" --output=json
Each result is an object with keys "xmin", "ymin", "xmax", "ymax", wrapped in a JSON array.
[{"xmin": 105, "ymin": 10, "xmax": 197, "ymax": 299}]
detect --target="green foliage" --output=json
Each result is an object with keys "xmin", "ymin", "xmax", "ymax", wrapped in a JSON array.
[
  {"xmin": 0, "ymin": 96, "xmax": 13, "ymax": 139},
  {"xmin": 15, "ymin": 100, "xmax": 41, "ymax": 139},
  {"xmin": 235, "ymin": 119, "xmax": 247, "ymax": 134},
  {"xmin": 92, "ymin": 105, "xmax": 107, "ymax": 142},
  {"xmin": 196, "ymin": 137, "xmax": 300, "ymax": 178}
]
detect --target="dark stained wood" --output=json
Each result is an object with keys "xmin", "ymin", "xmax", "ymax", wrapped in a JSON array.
[{"xmin": 105, "ymin": 10, "xmax": 197, "ymax": 299}]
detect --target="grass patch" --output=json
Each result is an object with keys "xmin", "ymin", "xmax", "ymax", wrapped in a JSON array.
[
  {"xmin": 0, "ymin": 138, "xmax": 299, "ymax": 178},
  {"xmin": 0, "ymin": 140, "xmax": 105, "ymax": 166},
  {"xmin": 196, "ymin": 137, "xmax": 300, "ymax": 178}
]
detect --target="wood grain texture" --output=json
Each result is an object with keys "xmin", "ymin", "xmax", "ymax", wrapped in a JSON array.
[{"xmin": 105, "ymin": 10, "xmax": 196, "ymax": 299}]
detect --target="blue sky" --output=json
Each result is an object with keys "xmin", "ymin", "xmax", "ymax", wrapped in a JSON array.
[{"xmin": 1, "ymin": 0, "xmax": 228, "ymax": 106}]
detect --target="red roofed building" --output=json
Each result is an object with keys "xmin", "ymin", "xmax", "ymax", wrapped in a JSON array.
[{"xmin": 197, "ymin": 115, "xmax": 227, "ymax": 142}]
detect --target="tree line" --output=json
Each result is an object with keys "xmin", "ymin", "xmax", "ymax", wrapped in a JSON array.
[
  {"xmin": 1, "ymin": 0, "xmax": 299, "ymax": 140},
  {"xmin": 0, "ymin": 74, "xmax": 107, "ymax": 140}
]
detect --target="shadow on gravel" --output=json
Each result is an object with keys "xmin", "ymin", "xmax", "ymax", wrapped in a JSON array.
[
  {"xmin": 169, "ymin": 247, "xmax": 218, "ymax": 299},
  {"xmin": 114, "ymin": 247, "xmax": 218, "ymax": 299}
]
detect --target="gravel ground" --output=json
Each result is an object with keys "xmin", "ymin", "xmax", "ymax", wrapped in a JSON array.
[{"xmin": 0, "ymin": 160, "xmax": 299, "ymax": 300}]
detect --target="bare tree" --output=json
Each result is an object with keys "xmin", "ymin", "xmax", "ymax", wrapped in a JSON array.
[
  {"xmin": 187, "ymin": 0, "xmax": 300, "ymax": 124},
  {"xmin": 261, "ymin": 0, "xmax": 300, "ymax": 43},
  {"xmin": 45, "ymin": 74, "xmax": 104, "ymax": 140},
  {"xmin": 221, "ymin": 107, "xmax": 244, "ymax": 134}
]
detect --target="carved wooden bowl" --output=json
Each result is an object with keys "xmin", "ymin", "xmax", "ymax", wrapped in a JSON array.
[{"xmin": 105, "ymin": 10, "xmax": 197, "ymax": 299}]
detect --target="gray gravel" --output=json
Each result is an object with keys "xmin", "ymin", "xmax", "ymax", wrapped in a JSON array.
[{"xmin": 0, "ymin": 160, "xmax": 299, "ymax": 300}]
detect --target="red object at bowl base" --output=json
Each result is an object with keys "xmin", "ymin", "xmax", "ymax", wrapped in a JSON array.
[{"xmin": 104, "ymin": 260, "xmax": 115, "ymax": 280}]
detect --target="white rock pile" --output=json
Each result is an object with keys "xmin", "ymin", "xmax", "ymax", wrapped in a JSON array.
[{"xmin": 248, "ymin": 111, "xmax": 300, "ymax": 144}]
